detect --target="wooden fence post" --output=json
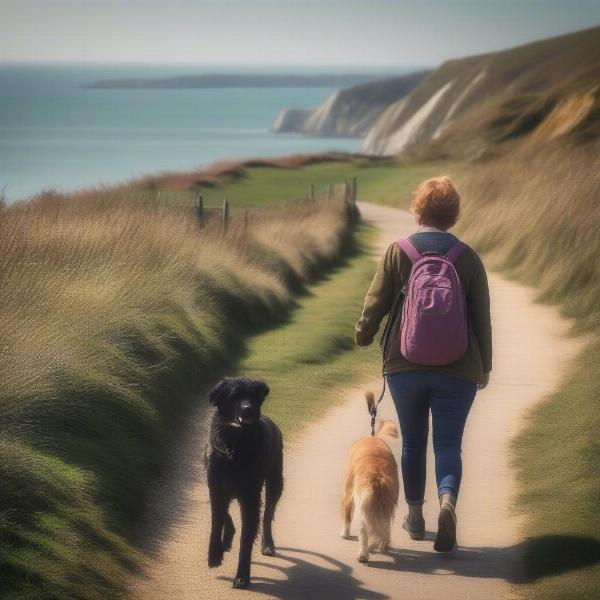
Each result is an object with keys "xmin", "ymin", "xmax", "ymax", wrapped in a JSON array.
[
  {"xmin": 352, "ymin": 176, "xmax": 357, "ymax": 205},
  {"xmin": 309, "ymin": 183, "xmax": 315, "ymax": 201},
  {"xmin": 243, "ymin": 207, "xmax": 249, "ymax": 233},
  {"xmin": 195, "ymin": 191, "xmax": 204, "ymax": 226},
  {"xmin": 222, "ymin": 198, "xmax": 230, "ymax": 233}
]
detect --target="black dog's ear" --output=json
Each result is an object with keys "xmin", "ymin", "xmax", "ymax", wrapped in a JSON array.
[
  {"xmin": 256, "ymin": 381, "xmax": 270, "ymax": 400},
  {"xmin": 208, "ymin": 379, "xmax": 231, "ymax": 406}
]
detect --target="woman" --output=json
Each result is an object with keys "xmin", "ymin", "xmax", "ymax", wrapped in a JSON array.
[{"xmin": 355, "ymin": 176, "xmax": 492, "ymax": 552}]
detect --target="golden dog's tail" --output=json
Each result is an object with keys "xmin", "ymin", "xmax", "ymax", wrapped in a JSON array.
[
  {"xmin": 356, "ymin": 472, "xmax": 397, "ymax": 540},
  {"xmin": 376, "ymin": 420, "xmax": 398, "ymax": 440}
]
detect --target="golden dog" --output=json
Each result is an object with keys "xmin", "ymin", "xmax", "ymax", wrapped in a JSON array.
[{"xmin": 340, "ymin": 391, "xmax": 399, "ymax": 563}]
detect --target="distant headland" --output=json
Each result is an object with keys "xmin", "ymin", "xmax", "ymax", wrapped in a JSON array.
[{"xmin": 82, "ymin": 73, "xmax": 394, "ymax": 89}]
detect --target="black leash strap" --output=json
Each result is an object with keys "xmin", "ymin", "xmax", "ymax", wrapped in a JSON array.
[
  {"xmin": 370, "ymin": 378, "xmax": 386, "ymax": 436},
  {"xmin": 370, "ymin": 287, "xmax": 405, "ymax": 436}
]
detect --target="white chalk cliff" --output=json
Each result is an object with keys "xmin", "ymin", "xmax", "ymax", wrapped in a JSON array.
[{"xmin": 272, "ymin": 71, "xmax": 430, "ymax": 137}]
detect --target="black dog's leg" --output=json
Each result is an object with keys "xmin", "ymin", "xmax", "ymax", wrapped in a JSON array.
[
  {"xmin": 222, "ymin": 511, "xmax": 235, "ymax": 552},
  {"xmin": 208, "ymin": 481, "xmax": 228, "ymax": 568},
  {"xmin": 262, "ymin": 451, "xmax": 283, "ymax": 556},
  {"xmin": 232, "ymin": 490, "xmax": 261, "ymax": 589}
]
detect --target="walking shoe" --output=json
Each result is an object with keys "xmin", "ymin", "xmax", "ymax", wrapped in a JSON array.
[
  {"xmin": 402, "ymin": 503, "xmax": 425, "ymax": 540},
  {"xmin": 402, "ymin": 515, "xmax": 425, "ymax": 540},
  {"xmin": 434, "ymin": 493, "xmax": 457, "ymax": 552}
]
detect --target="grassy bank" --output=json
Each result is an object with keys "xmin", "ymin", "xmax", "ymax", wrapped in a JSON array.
[
  {"xmin": 454, "ymin": 142, "xmax": 600, "ymax": 599},
  {"xmin": 240, "ymin": 224, "xmax": 381, "ymax": 437},
  {"xmin": 0, "ymin": 178, "xmax": 357, "ymax": 599}
]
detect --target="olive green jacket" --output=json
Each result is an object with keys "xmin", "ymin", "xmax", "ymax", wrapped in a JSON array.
[{"xmin": 355, "ymin": 240, "xmax": 492, "ymax": 382}]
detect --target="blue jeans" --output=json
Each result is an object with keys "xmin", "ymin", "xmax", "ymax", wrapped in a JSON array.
[{"xmin": 387, "ymin": 371, "xmax": 477, "ymax": 504}]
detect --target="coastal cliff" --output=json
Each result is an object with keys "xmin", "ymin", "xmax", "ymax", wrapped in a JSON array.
[
  {"xmin": 272, "ymin": 71, "xmax": 430, "ymax": 137},
  {"xmin": 362, "ymin": 26, "xmax": 600, "ymax": 158}
]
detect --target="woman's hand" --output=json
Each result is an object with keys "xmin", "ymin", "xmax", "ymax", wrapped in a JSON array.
[
  {"xmin": 355, "ymin": 333, "xmax": 374, "ymax": 349},
  {"xmin": 477, "ymin": 372, "xmax": 490, "ymax": 390}
]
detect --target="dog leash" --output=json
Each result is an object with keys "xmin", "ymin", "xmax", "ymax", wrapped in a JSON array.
[
  {"xmin": 370, "ymin": 286, "xmax": 405, "ymax": 436},
  {"xmin": 370, "ymin": 380, "xmax": 386, "ymax": 436}
]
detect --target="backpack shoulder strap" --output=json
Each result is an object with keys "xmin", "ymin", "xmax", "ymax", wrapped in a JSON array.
[
  {"xmin": 396, "ymin": 238, "xmax": 422, "ymax": 264},
  {"xmin": 445, "ymin": 240, "xmax": 468, "ymax": 263}
]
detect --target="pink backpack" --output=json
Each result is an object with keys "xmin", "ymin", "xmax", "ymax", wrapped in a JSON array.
[{"xmin": 397, "ymin": 238, "xmax": 468, "ymax": 366}]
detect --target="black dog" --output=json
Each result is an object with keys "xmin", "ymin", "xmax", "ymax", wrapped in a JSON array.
[{"xmin": 206, "ymin": 377, "xmax": 284, "ymax": 589}]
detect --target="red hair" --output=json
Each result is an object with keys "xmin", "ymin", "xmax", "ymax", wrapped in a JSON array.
[{"xmin": 411, "ymin": 176, "xmax": 460, "ymax": 230}]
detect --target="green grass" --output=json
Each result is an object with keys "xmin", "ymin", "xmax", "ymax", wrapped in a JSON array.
[
  {"xmin": 196, "ymin": 160, "xmax": 445, "ymax": 211},
  {"xmin": 511, "ymin": 342, "xmax": 600, "ymax": 599},
  {"xmin": 239, "ymin": 224, "xmax": 381, "ymax": 436}
]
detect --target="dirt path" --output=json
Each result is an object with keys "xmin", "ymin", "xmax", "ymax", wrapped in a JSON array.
[{"xmin": 130, "ymin": 203, "xmax": 580, "ymax": 600}]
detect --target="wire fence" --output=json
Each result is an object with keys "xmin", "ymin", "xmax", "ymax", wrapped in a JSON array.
[{"xmin": 192, "ymin": 177, "xmax": 359, "ymax": 234}]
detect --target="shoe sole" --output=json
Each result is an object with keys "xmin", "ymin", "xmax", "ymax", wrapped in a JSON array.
[
  {"xmin": 434, "ymin": 506, "xmax": 456, "ymax": 552},
  {"xmin": 402, "ymin": 518, "xmax": 425, "ymax": 541}
]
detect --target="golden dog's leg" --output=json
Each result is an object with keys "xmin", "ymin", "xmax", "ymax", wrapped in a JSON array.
[
  {"xmin": 378, "ymin": 529, "xmax": 390, "ymax": 553},
  {"xmin": 357, "ymin": 522, "xmax": 369, "ymax": 563},
  {"xmin": 340, "ymin": 479, "xmax": 354, "ymax": 539},
  {"xmin": 340, "ymin": 502, "xmax": 353, "ymax": 538}
]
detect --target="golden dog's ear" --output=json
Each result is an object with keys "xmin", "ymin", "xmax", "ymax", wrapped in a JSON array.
[{"xmin": 365, "ymin": 390, "xmax": 375, "ymax": 415}]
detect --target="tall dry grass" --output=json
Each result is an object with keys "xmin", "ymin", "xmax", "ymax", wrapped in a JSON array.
[
  {"xmin": 0, "ymin": 184, "xmax": 356, "ymax": 599},
  {"xmin": 455, "ymin": 140, "xmax": 600, "ymax": 598},
  {"xmin": 457, "ymin": 140, "xmax": 600, "ymax": 331}
]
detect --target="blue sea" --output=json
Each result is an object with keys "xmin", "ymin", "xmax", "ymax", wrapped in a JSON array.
[{"xmin": 0, "ymin": 64, "xmax": 409, "ymax": 202}]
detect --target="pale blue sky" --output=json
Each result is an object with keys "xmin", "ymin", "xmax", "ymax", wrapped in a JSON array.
[{"xmin": 2, "ymin": 0, "xmax": 600, "ymax": 66}]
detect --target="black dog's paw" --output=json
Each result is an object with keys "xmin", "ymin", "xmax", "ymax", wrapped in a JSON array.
[
  {"xmin": 261, "ymin": 545, "xmax": 276, "ymax": 557},
  {"xmin": 208, "ymin": 554, "xmax": 223, "ymax": 568},
  {"xmin": 232, "ymin": 575, "xmax": 249, "ymax": 589},
  {"xmin": 222, "ymin": 539, "xmax": 233, "ymax": 552},
  {"xmin": 208, "ymin": 546, "xmax": 224, "ymax": 568}
]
